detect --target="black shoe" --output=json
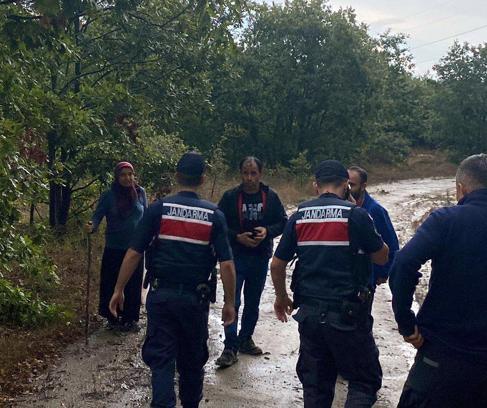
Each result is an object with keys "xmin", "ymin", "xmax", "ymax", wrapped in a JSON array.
[
  {"xmin": 106, "ymin": 318, "xmax": 120, "ymax": 331},
  {"xmin": 120, "ymin": 321, "xmax": 140, "ymax": 333},
  {"xmin": 238, "ymin": 338, "xmax": 263, "ymax": 355},
  {"xmin": 215, "ymin": 349, "xmax": 238, "ymax": 368}
]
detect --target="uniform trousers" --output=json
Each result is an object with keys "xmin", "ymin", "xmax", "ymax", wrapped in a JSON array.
[
  {"xmin": 296, "ymin": 311, "xmax": 382, "ymax": 408},
  {"xmin": 142, "ymin": 287, "xmax": 209, "ymax": 408}
]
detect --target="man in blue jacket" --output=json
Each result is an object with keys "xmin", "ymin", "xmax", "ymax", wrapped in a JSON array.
[
  {"xmin": 348, "ymin": 166, "xmax": 399, "ymax": 288},
  {"xmin": 389, "ymin": 153, "xmax": 487, "ymax": 408}
]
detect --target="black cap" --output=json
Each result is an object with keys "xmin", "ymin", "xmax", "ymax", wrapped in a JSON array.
[
  {"xmin": 314, "ymin": 160, "xmax": 349, "ymax": 180},
  {"xmin": 176, "ymin": 152, "xmax": 206, "ymax": 176}
]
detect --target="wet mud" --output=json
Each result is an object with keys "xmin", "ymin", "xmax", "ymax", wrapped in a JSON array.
[{"xmin": 12, "ymin": 177, "xmax": 455, "ymax": 408}]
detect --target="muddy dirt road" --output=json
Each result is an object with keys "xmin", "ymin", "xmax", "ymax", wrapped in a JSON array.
[{"xmin": 12, "ymin": 177, "xmax": 455, "ymax": 408}]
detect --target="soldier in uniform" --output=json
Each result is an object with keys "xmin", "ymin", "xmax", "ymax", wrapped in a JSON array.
[
  {"xmin": 270, "ymin": 160, "xmax": 389, "ymax": 408},
  {"xmin": 109, "ymin": 152, "xmax": 236, "ymax": 408}
]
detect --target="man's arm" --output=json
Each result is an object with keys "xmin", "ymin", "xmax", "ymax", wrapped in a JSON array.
[
  {"xmin": 217, "ymin": 192, "xmax": 239, "ymax": 242},
  {"xmin": 219, "ymin": 260, "xmax": 236, "ymax": 326},
  {"xmin": 271, "ymin": 257, "xmax": 294, "ymax": 322},
  {"xmin": 371, "ymin": 243, "xmax": 389, "ymax": 266},
  {"xmin": 109, "ymin": 249, "xmax": 143, "ymax": 317},
  {"xmin": 389, "ymin": 210, "xmax": 446, "ymax": 338},
  {"xmin": 270, "ymin": 214, "xmax": 298, "ymax": 322},
  {"xmin": 266, "ymin": 192, "xmax": 288, "ymax": 239},
  {"xmin": 370, "ymin": 205, "xmax": 399, "ymax": 280},
  {"xmin": 212, "ymin": 209, "xmax": 237, "ymax": 326},
  {"xmin": 271, "ymin": 257, "xmax": 289, "ymax": 298},
  {"xmin": 352, "ymin": 207, "xmax": 389, "ymax": 265},
  {"xmin": 109, "ymin": 204, "xmax": 160, "ymax": 317}
]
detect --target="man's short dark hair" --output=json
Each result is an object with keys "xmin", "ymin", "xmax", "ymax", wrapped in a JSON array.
[
  {"xmin": 176, "ymin": 172, "xmax": 203, "ymax": 187},
  {"xmin": 348, "ymin": 166, "xmax": 368, "ymax": 184},
  {"xmin": 316, "ymin": 176, "xmax": 348, "ymax": 188},
  {"xmin": 457, "ymin": 154, "xmax": 487, "ymax": 190},
  {"xmin": 239, "ymin": 156, "xmax": 263, "ymax": 173}
]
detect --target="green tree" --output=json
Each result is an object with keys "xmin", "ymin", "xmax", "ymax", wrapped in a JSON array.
[
  {"xmin": 431, "ymin": 42, "xmax": 487, "ymax": 159},
  {"xmin": 182, "ymin": 0, "xmax": 423, "ymax": 166}
]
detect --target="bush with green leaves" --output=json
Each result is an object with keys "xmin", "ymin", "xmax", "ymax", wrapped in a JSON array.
[
  {"xmin": 0, "ymin": 278, "xmax": 66, "ymax": 328},
  {"xmin": 289, "ymin": 151, "xmax": 312, "ymax": 186}
]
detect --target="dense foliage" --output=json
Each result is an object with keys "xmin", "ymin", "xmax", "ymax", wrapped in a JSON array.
[{"xmin": 0, "ymin": 0, "xmax": 485, "ymax": 326}]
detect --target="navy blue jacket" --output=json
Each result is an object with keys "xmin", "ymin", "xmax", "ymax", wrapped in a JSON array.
[
  {"xmin": 362, "ymin": 192, "xmax": 399, "ymax": 286},
  {"xmin": 389, "ymin": 188, "xmax": 487, "ymax": 360},
  {"xmin": 276, "ymin": 193, "xmax": 384, "ymax": 303},
  {"xmin": 130, "ymin": 191, "xmax": 233, "ymax": 285}
]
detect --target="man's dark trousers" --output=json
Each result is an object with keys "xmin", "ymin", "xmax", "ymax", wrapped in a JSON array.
[
  {"xmin": 142, "ymin": 287, "xmax": 209, "ymax": 408},
  {"xmin": 296, "ymin": 314, "xmax": 382, "ymax": 408},
  {"xmin": 224, "ymin": 254, "xmax": 268, "ymax": 351},
  {"xmin": 398, "ymin": 340, "xmax": 487, "ymax": 408}
]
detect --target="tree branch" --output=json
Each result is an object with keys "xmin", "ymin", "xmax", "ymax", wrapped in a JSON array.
[
  {"xmin": 128, "ymin": 4, "xmax": 191, "ymax": 30},
  {"xmin": 91, "ymin": 68, "xmax": 115, "ymax": 87},
  {"xmin": 58, "ymin": 65, "xmax": 109, "ymax": 95},
  {"xmin": 72, "ymin": 177, "xmax": 99, "ymax": 193},
  {"xmin": 7, "ymin": 14, "xmax": 42, "ymax": 21}
]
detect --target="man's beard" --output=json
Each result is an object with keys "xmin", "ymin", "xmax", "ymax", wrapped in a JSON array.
[{"xmin": 351, "ymin": 190, "xmax": 362, "ymax": 200}]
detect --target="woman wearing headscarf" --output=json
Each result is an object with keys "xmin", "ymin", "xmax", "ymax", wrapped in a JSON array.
[{"xmin": 86, "ymin": 162, "xmax": 147, "ymax": 331}]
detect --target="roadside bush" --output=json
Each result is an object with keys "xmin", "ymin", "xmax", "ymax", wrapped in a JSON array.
[
  {"xmin": 0, "ymin": 279, "xmax": 66, "ymax": 328},
  {"xmin": 362, "ymin": 132, "xmax": 411, "ymax": 164}
]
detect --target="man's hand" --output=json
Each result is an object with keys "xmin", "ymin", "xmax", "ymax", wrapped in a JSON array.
[
  {"xmin": 222, "ymin": 302, "xmax": 236, "ymax": 327},
  {"xmin": 404, "ymin": 325, "xmax": 424, "ymax": 349},
  {"xmin": 84, "ymin": 221, "xmax": 94, "ymax": 234},
  {"xmin": 236, "ymin": 232, "xmax": 258, "ymax": 248},
  {"xmin": 253, "ymin": 227, "xmax": 267, "ymax": 244},
  {"xmin": 109, "ymin": 289, "xmax": 124, "ymax": 318},
  {"xmin": 376, "ymin": 277, "xmax": 388, "ymax": 285},
  {"xmin": 274, "ymin": 294, "xmax": 293, "ymax": 322}
]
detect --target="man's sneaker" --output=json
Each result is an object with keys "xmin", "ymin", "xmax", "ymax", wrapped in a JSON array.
[
  {"xmin": 238, "ymin": 338, "xmax": 263, "ymax": 355},
  {"xmin": 215, "ymin": 349, "xmax": 238, "ymax": 368}
]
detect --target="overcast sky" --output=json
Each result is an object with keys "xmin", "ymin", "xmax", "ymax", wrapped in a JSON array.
[{"xmin": 327, "ymin": 0, "xmax": 487, "ymax": 75}]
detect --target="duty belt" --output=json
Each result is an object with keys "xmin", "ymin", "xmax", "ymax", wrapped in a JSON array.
[
  {"xmin": 151, "ymin": 278, "xmax": 199, "ymax": 292},
  {"xmin": 298, "ymin": 297, "xmax": 343, "ymax": 313}
]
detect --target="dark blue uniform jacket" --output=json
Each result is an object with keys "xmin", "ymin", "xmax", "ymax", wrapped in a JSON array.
[
  {"xmin": 276, "ymin": 193, "xmax": 384, "ymax": 303},
  {"xmin": 130, "ymin": 191, "xmax": 233, "ymax": 285},
  {"xmin": 362, "ymin": 192, "xmax": 399, "ymax": 286},
  {"xmin": 390, "ymin": 188, "xmax": 487, "ymax": 360}
]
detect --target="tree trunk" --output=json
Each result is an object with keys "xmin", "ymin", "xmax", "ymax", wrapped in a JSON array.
[
  {"xmin": 29, "ymin": 203, "xmax": 35, "ymax": 226},
  {"xmin": 55, "ymin": 147, "xmax": 71, "ymax": 228},
  {"xmin": 47, "ymin": 130, "xmax": 58, "ymax": 228},
  {"xmin": 58, "ymin": 185, "xmax": 72, "ymax": 227}
]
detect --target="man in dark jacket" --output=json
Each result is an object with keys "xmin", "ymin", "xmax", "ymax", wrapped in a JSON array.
[
  {"xmin": 216, "ymin": 156, "xmax": 287, "ymax": 368},
  {"xmin": 390, "ymin": 153, "xmax": 487, "ymax": 408},
  {"xmin": 348, "ymin": 166, "xmax": 399, "ymax": 288}
]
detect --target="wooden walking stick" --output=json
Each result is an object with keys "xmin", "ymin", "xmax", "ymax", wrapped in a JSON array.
[{"xmin": 85, "ymin": 232, "xmax": 93, "ymax": 345}]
